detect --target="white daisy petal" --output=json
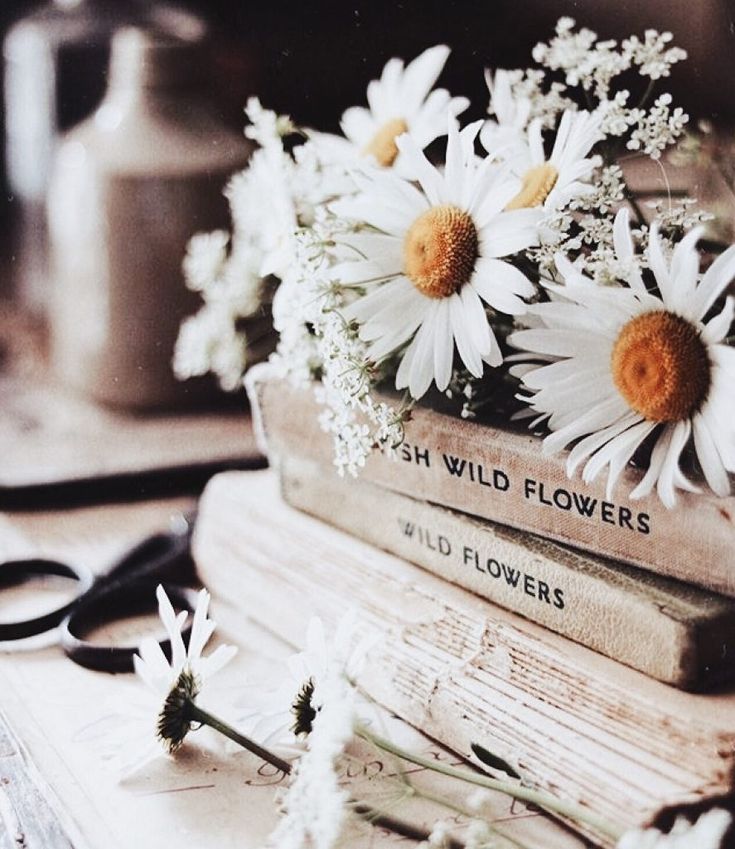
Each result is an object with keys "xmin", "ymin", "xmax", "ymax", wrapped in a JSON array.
[
  {"xmin": 565, "ymin": 413, "xmax": 642, "ymax": 476},
  {"xmin": 703, "ymin": 296, "xmax": 734, "ymax": 344},
  {"xmin": 647, "ymin": 222, "xmax": 673, "ymax": 302},
  {"xmin": 449, "ymin": 293, "xmax": 483, "ymax": 377},
  {"xmin": 473, "ymin": 257, "xmax": 535, "ymax": 304},
  {"xmin": 511, "ymin": 327, "xmax": 613, "ymax": 358},
  {"xmin": 408, "ymin": 310, "xmax": 438, "ymax": 398},
  {"xmin": 656, "ymin": 420, "xmax": 691, "ymax": 508},
  {"xmin": 433, "ymin": 302, "xmax": 454, "ymax": 390},
  {"xmin": 479, "ymin": 209, "xmax": 541, "ymax": 258},
  {"xmin": 360, "ymin": 283, "xmax": 426, "ymax": 340},
  {"xmin": 197, "ymin": 644, "xmax": 239, "ymax": 680},
  {"xmin": 630, "ymin": 425, "xmax": 672, "ymax": 502},
  {"xmin": 542, "ymin": 395, "xmax": 629, "ymax": 454},
  {"xmin": 399, "ymin": 45, "xmax": 450, "ymax": 113},
  {"xmin": 342, "ymin": 277, "xmax": 411, "ymax": 323},
  {"xmin": 521, "ymin": 356, "xmax": 609, "ymax": 391},
  {"xmin": 395, "ymin": 133, "xmax": 444, "ymax": 204},
  {"xmin": 583, "ymin": 420, "xmax": 655, "ymax": 499},
  {"xmin": 692, "ymin": 244, "xmax": 735, "ymax": 321},
  {"xmin": 668, "ymin": 226, "xmax": 703, "ymax": 312},
  {"xmin": 340, "ymin": 106, "xmax": 376, "ymax": 145},
  {"xmin": 156, "ymin": 585, "xmax": 187, "ymax": 671},
  {"xmin": 395, "ymin": 331, "xmax": 421, "ymax": 390},
  {"xmin": 693, "ymin": 412, "xmax": 731, "ymax": 497},
  {"xmin": 527, "ymin": 119, "xmax": 545, "ymax": 165},
  {"xmin": 460, "ymin": 283, "xmax": 492, "ymax": 356},
  {"xmin": 482, "ymin": 326, "xmax": 504, "ymax": 367},
  {"xmin": 187, "ymin": 589, "xmax": 216, "ymax": 661}
]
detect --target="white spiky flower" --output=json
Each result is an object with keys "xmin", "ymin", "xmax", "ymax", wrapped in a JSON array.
[
  {"xmin": 332, "ymin": 119, "xmax": 541, "ymax": 399},
  {"xmin": 510, "ymin": 209, "xmax": 735, "ymax": 508},
  {"xmin": 81, "ymin": 586, "xmax": 237, "ymax": 778},
  {"xmin": 483, "ymin": 109, "xmax": 602, "ymax": 213},
  {"xmin": 238, "ymin": 614, "xmax": 374, "ymax": 750},
  {"xmin": 311, "ymin": 45, "xmax": 469, "ymax": 177},
  {"xmin": 133, "ymin": 586, "xmax": 238, "ymax": 753}
]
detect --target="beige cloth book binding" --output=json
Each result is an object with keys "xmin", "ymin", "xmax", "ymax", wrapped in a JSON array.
[
  {"xmin": 193, "ymin": 470, "xmax": 735, "ymax": 847},
  {"xmin": 250, "ymin": 375, "xmax": 735, "ymax": 597},
  {"xmin": 279, "ymin": 453, "xmax": 735, "ymax": 690}
]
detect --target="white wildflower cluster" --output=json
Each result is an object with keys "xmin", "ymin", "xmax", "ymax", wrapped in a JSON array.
[
  {"xmin": 174, "ymin": 97, "xmax": 352, "ymax": 391},
  {"xmin": 644, "ymin": 197, "xmax": 715, "ymax": 241},
  {"xmin": 173, "ymin": 230, "xmax": 263, "ymax": 390},
  {"xmin": 269, "ymin": 207, "xmax": 407, "ymax": 476},
  {"xmin": 521, "ymin": 18, "xmax": 689, "ymax": 155},
  {"xmin": 266, "ymin": 668, "xmax": 355, "ymax": 849},
  {"xmin": 621, "ymin": 30, "xmax": 688, "ymax": 80},
  {"xmin": 626, "ymin": 93, "xmax": 688, "ymax": 159}
]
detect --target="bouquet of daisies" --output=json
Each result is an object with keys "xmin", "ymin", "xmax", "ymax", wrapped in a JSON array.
[{"xmin": 175, "ymin": 18, "xmax": 735, "ymax": 509}]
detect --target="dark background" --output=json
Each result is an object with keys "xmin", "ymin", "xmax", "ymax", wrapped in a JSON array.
[{"xmin": 1, "ymin": 0, "xmax": 734, "ymax": 241}]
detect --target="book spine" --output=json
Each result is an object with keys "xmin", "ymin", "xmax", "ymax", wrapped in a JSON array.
[
  {"xmin": 252, "ymin": 377, "xmax": 735, "ymax": 597},
  {"xmin": 278, "ymin": 454, "xmax": 735, "ymax": 690},
  {"xmin": 193, "ymin": 470, "xmax": 735, "ymax": 844}
]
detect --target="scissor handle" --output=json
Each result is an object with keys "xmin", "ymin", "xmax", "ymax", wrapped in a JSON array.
[
  {"xmin": 0, "ymin": 558, "xmax": 94, "ymax": 641},
  {"xmin": 59, "ymin": 581, "xmax": 199, "ymax": 673},
  {"xmin": 93, "ymin": 523, "xmax": 197, "ymax": 595}
]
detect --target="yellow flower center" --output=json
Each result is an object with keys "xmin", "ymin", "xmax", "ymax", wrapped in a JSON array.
[
  {"xmin": 403, "ymin": 204, "xmax": 479, "ymax": 299},
  {"xmin": 505, "ymin": 162, "xmax": 559, "ymax": 210},
  {"xmin": 363, "ymin": 118, "xmax": 409, "ymax": 167},
  {"xmin": 610, "ymin": 311, "xmax": 711, "ymax": 423}
]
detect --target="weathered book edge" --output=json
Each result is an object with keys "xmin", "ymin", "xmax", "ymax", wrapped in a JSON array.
[
  {"xmin": 249, "ymin": 374, "xmax": 735, "ymax": 597},
  {"xmin": 193, "ymin": 470, "xmax": 735, "ymax": 845},
  {"xmin": 278, "ymin": 453, "xmax": 735, "ymax": 690}
]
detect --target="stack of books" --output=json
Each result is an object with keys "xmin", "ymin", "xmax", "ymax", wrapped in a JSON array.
[{"xmin": 193, "ymin": 375, "xmax": 735, "ymax": 846}]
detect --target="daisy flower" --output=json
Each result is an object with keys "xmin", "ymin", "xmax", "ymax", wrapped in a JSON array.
[
  {"xmin": 312, "ymin": 45, "xmax": 469, "ymax": 177},
  {"xmin": 479, "ymin": 69, "xmax": 532, "ymax": 155},
  {"xmin": 132, "ymin": 585, "xmax": 238, "ymax": 753},
  {"xmin": 617, "ymin": 808, "xmax": 731, "ymax": 849},
  {"xmin": 510, "ymin": 209, "xmax": 735, "ymax": 507},
  {"xmin": 81, "ymin": 585, "xmax": 237, "ymax": 777},
  {"xmin": 333, "ymin": 120, "xmax": 542, "ymax": 399},
  {"xmin": 238, "ymin": 614, "xmax": 374, "ymax": 750},
  {"xmin": 483, "ymin": 109, "xmax": 602, "ymax": 213}
]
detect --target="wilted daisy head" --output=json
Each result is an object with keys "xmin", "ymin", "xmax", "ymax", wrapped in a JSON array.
[
  {"xmin": 334, "ymin": 119, "xmax": 542, "ymax": 399},
  {"xmin": 133, "ymin": 585, "xmax": 237, "ymax": 753},
  {"xmin": 510, "ymin": 208, "xmax": 735, "ymax": 507},
  {"xmin": 336, "ymin": 45, "xmax": 468, "ymax": 176}
]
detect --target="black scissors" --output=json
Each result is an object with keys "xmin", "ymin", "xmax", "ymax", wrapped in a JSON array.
[{"xmin": 0, "ymin": 514, "xmax": 200, "ymax": 673}]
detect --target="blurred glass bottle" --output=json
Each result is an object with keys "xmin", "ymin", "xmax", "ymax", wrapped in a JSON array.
[
  {"xmin": 47, "ymin": 27, "xmax": 251, "ymax": 410},
  {"xmin": 3, "ymin": 0, "xmax": 207, "ymax": 313}
]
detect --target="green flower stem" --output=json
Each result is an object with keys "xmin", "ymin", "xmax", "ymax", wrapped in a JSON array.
[
  {"xmin": 186, "ymin": 702, "xmax": 292, "ymax": 775},
  {"xmin": 355, "ymin": 725, "xmax": 622, "ymax": 842}
]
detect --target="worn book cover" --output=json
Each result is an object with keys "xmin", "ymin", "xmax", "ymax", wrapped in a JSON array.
[
  {"xmin": 251, "ymin": 376, "xmax": 735, "ymax": 596},
  {"xmin": 279, "ymin": 453, "xmax": 735, "ymax": 689}
]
